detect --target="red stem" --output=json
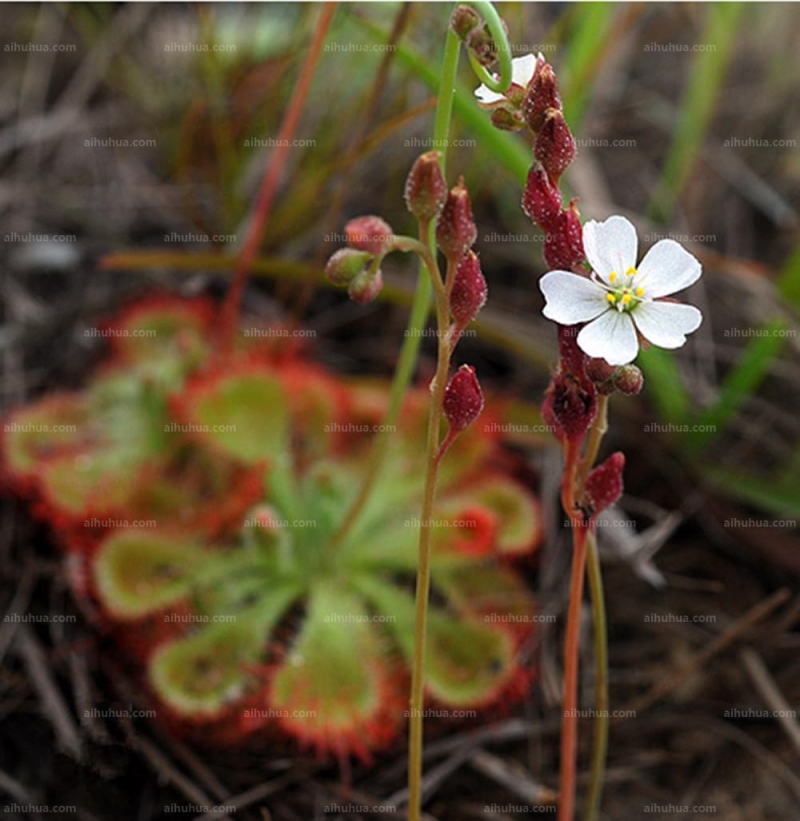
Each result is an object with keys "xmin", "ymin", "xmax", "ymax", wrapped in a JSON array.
[{"xmin": 218, "ymin": 3, "xmax": 337, "ymax": 352}]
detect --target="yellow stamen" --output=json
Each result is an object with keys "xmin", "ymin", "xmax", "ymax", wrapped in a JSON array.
[
  {"xmin": 635, "ymin": 287, "xmax": 644, "ymax": 297},
  {"xmin": 621, "ymin": 293, "xmax": 633, "ymax": 306},
  {"xmin": 626, "ymin": 267, "xmax": 637, "ymax": 277},
  {"xmin": 606, "ymin": 293, "xmax": 617, "ymax": 304},
  {"xmin": 609, "ymin": 272, "xmax": 617, "ymax": 284}
]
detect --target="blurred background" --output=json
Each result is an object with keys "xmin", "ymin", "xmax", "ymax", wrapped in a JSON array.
[{"xmin": 1, "ymin": 3, "xmax": 799, "ymax": 820}]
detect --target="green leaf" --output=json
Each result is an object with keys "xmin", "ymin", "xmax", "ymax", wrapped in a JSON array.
[
  {"xmin": 777, "ymin": 245, "xmax": 800, "ymax": 308},
  {"xmin": 703, "ymin": 468, "xmax": 800, "ymax": 519},
  {"xmin": 94, "ymin": 531, "xmax": 210, "ymax": 618},
  {"xmin": 638, "ymin": 347, "xmax": 691, "ymax": 423}
]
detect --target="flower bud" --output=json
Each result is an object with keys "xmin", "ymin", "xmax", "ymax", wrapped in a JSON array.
[
  {"xmin": 585, "ymin": 357, "xmax": 616, "ymax": 394},
  {"xmin": 614, "ymin": 364, "xmax": 644, "ymax": 396},
  {"xmin": 325, "ymin": 248, "xmax": 371, "ymax": 286},
  {"xmin": 491, "ymin": 105, "xmax": 526, "ymax": 132},
  {"xmin": 534, "ymin": 108, "xmax": 577, "ymax": 184},
  {"xmin": 583, "ymin": 452, "xmax": 625, "ymax": 520},
  {"xmin": 405, "ymin": 151, "xmax": 448, "ymax": 224},
  {"xmin": 436, "ymin": 178, "xmax": 477, "ymax": 260},
  {"xmin": 522, "ymin": 166, "xmax": 562, "ymax": 232},
  {"xmin": 450, "ymin": 251, "xmax": 487, "ymax": 327},
  {"xmin": 450, "ymin": 4, "xmax": 481, "ymax": 41},
  {"xmin": 522, "ymin": 62, "xmax": 561, "ymax": 132},
  {"xmin": 543, "ymin": 204, "xmax": 584, "ymax": 270},
  {"xmin": 466, "ymin": 25, "xmax": 499, "ymax": 68},
  {"xmin": 544, "ymin": 371, "xmax": 596, "ymax": 443},
  {"xmin": 347, "ymin": 269, "xmax": 383, "ymax": 305},
  {"xmin": 443, "ymin": 365, "xmax": 484, "ymax": 434},
  {"xmin": 345, "ymin": 215, "xmax": 394, "ymax": 256}
]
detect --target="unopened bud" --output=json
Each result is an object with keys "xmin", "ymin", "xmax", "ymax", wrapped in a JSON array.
[
  {"xmin": 405, "ymin": 151, "xmax": 448, "ymax": 223},
  {"xmin": 345, "ymin": 215, "xmax": 394, "ymax": 256},
  {"xmin": 585, "ymin": 357, "xmax": 616, "ymax": 388},
  {"xmin": 614, "ymin": 364, "xmax": 644, "ymax": 396},
  {"xmin": 522, "ymin": 166, "xmax": 562, "ymax": 232},
  {"xmin": 466, "ymin": 26, "xmax": 499, "ymax": 68},
  {"xmin": 522, "ymin": 62, "xmax": 561, "ymax": 132},
  {"xmin": 491, "ymin": 105, "xmax": 526, "ymax": 132},
  {"xmin": 583, "ymin": 452, "xmax": 625, "ymax": 520},
  {"xmin": 543, "ymin": 204, "xmax": 584, "ymax": 270},
  {"xmin": 436, "ymin": 178, "xmax": 477, "ymax": 259},
  {"xmin": 534, "ymin": 108, "xmax": 577, "ymax": 184},
  {"xmin": 443, "ymin": 365, "xmax": 484, "ymax": 434},
  {"xmin": 326, "ymin": 248, "xmax": 371, "ymax": 286},
  {"xmin": 450, "ymin": 251, "xmax": 487, "ymax": 327},
  {"xmin": 348, "ymin": 269, "xmax": 383, "ymax": 305},
  {"xmin": 544, "ymin": 371, "xmax": 596, "ymax": 443},
  {"xmin": 451, "ymin": 4, "xmax": 481, "ymax": 41}
]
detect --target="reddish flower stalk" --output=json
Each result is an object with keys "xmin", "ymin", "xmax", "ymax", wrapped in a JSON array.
[{"xmin": 218, "ymin": 3, "xmax": 337, "ymax": 354}]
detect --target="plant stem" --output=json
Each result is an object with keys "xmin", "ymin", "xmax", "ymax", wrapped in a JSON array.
[
  {"xmin": 218, "ymin": 2, "xmax": 337, "ymax": 353},
  {"xmin": 577, "ymin": 394, "xmax": 608, "ymax": 488},
  {"xmin": 584, "ymin": 529, "xmax": 608, "ymax": 821}
]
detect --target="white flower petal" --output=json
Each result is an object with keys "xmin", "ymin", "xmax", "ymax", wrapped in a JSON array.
[
  {"xmin": 540, "ymin": 271, "xmax": 610, "ymax": 325},
  {"xmin": 577, "ymin": 310, "xmax": 639, "ymax": 365},
  {"xmin": 583, "ymin": 216, "xmax": 638, "ymax": 284},
  {"xmin": 631, "ymin": 301, "xmax": 702, "ymax": 349},
  {"xmin": 474, "ymin": 81, "xmax": 504, "ymax": 105},
  {"xmin": 635, "ymin": 239, "xmax": 702, "ymax": 298},
  {"xmin": 511, "ymin": 54, "xmax": 538, "ymax": 88}
]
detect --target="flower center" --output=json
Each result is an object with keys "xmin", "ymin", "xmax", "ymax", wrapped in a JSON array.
[{"xmin": 604, "ymin": 268, "xmax": 644, "ymax": 312}]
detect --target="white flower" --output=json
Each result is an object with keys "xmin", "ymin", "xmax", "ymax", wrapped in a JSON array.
[
  {"xmin": 539, "ymin": 216, "xmax": 703, "ymax": 366},
  {"xmin": 474, "ymin": 53, "xmax": 543, "ymax": 105}
]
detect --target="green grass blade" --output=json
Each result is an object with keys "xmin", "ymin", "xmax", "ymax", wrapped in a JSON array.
[
  {"xmin": 638, "ymin": 347, "xmax": 691, "ymax": 423},
  {"xmin": 777, "ymin": 245, "xmax": 800, "ymax": 308}
]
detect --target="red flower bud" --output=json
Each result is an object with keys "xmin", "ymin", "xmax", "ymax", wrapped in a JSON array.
[
  {"xmin": 347, "ymin": 269, "xmax": 383, "ymax": 305},
  {"xmin": 450, "ymin": 4, "xmax": 481, "ymax": 41},
  {"xmin": 534, "ymin": 108, "xmax": 577, "ymax": 184},
  {"xmin": 544, "ymin": 371, "xmax": 596, "ymax": 443},
  {"xmin": 405, "ymin": 151, "xmax": 448, "ymax": 224},
  {"xmin": 436, "ymin": 178, "xmax": 477, "ymax": 260},
  {"xmin": 522, "ymin": 167, "xmax": 562, "ymax": 232},
  {"xmin": 583, "ymin": 452, "xmax": 625, "ymax": 520},
  {"xmin": 345, "ymin": 215, "xmax": 394, "ymax": 257},
  {"xmin": 614, "ymin": 364, "xmax": 644, "ymax": 396},
  {"xmin": 325, "ymin": 248, "xmax": 370, "ymax": 286},
  {"xmin": 543, "ymin": 204, "xmax": 585, "ymax": 270},
  {"xmin": 522, "ymin": 62, "xmax": 561, "ymax": 132},
  {"xmin": 443, "ymin": 365, "xmax": 484, "ymax": 435},
  {"xmin": 450, "ymin": 251, "xmax": 487, "ymax": 328},
  {"xmin": 585, "ymin": 357, "xmax": 618, "ymax": 395}
]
